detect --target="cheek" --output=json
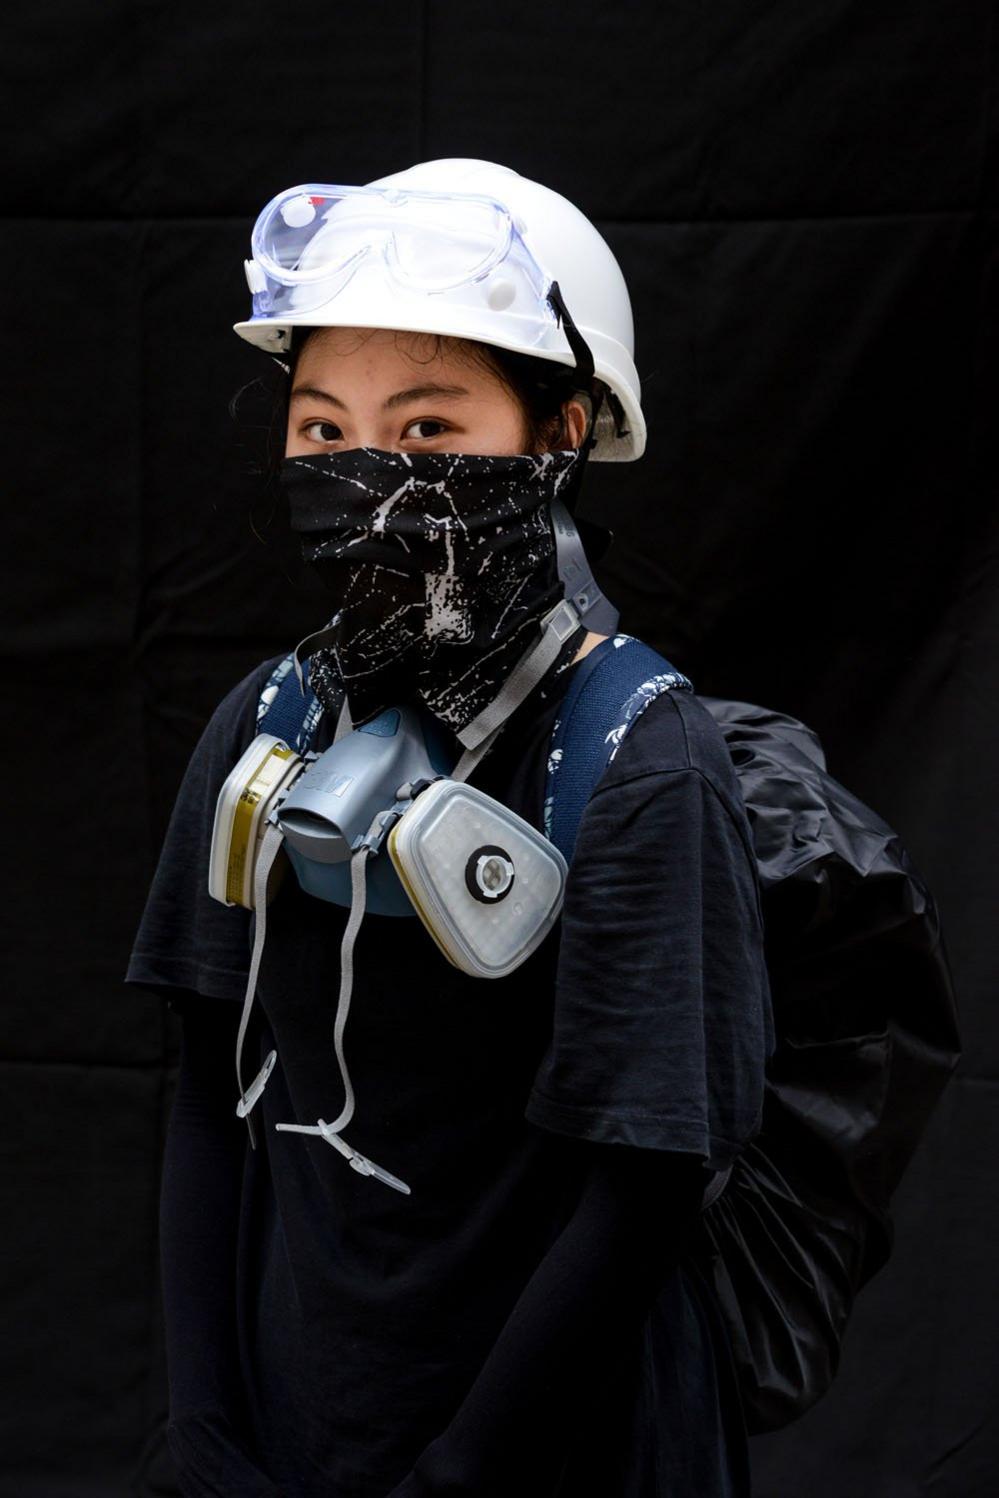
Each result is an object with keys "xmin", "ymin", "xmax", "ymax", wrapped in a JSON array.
[
  {"xmin": 465, "ymin": 403, "xmax": 531, "ymax": 456},
  {"xmin": 506, "ymin": 407, "xmax": 533, "ymax": 454}
]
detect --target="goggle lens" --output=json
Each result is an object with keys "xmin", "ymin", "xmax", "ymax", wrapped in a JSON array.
[{"xmin": 253, "ymin": 184, "xmax": 516, "ymax": 294}]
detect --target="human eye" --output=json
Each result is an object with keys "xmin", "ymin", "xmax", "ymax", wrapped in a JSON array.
[
  {"xmin": 302, "ymin": 419, "xmax": 344, "ymax": 444},
  {"xmin": 404, "ymin": 418, "xmax": 450, "ymax": 441}
]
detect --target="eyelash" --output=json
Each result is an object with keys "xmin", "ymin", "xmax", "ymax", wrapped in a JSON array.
[{"xmin": 302, "ymin": 418, "xmax": 450, "ymax": 443}]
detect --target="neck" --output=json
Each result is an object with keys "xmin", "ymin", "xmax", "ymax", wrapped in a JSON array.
[{"xmin": 572, "ymin": 630, "xmax": 609, "ymax": 665}]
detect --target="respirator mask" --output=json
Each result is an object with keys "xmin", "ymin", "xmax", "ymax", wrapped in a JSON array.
[{"xmin": 209, "ymin": 689, "xmax": 572, "ymax": 1195}]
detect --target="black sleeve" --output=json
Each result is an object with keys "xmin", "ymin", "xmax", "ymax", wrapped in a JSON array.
[
  {"xmin": 124, "ymin": 655, "xmax": 285, "ymax": 1004},
  {"xmin": 386, "ymin": 693, "xmax": 768, "ymax": 1497},
  {"xmin": 160, "ymin": 1001, "xmax": 285, "ymax": 1498},
  {"xmin": 527, "ymin": 690, "xmax": 774, "ymax": 1174},
  {"xmin": 386, "ymin": 1144, "xmax": 711, "ymax": 1498}
]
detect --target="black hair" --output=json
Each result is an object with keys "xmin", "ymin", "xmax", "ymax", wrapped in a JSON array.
[{"xmin": 457, "ymin": 339, "xmax": 593, "ymax": 452}]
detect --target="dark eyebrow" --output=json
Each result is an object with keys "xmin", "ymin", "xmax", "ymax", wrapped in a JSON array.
[
  {"xmin": 384, "ymin": 383, "xmax": 471, "ymax": 409},
  {"xmin": 289, "ymin": 384, "xmax": 347, "ymax": 410},
  {"xmin": 289, "ymin": 382, "xmax": 471, "ymax": 411}
]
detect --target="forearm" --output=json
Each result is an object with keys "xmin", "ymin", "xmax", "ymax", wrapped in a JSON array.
[
  {"xmin": 160, "ymin": 1001, "xmax": 248, "ymax": 1416},
  {"xmin": 387, "ymin": 1144, "xmax": 709, "ymax": 1498}
]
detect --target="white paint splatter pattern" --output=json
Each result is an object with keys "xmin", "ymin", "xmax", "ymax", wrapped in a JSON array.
[
  {"xmin": 542, "ymin": 639, "xmax": 694, "ymax": 838},
  {"xmin": 257, "ymin": 653, "xmax": 329, "ymax": 752},
  {"xmin": 604, "ymin": 672, "xmax": 693, "ymax": 761},
  {"xmin": 279, "ymin": 446, "xmax": 585, "ymax": 732}
]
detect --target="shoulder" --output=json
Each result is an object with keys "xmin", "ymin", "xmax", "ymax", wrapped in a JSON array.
[
  {"xmin": 123, "ymin": 649, "xmax": 296, "ymax": 1005},
  {"xmin": 162, "ymin": 648, "xmax": 296, "ymax": 828},
  {"xmin": 215, "ymin": 650, "xmax": 292, "ymax": 729},
  {"xmin": 594, "ymin": 685, "xmax": 747, "ymax": 834},
  {"xmin": 195, "ymin": 651, "xmax": 292, "ymax": 768}
]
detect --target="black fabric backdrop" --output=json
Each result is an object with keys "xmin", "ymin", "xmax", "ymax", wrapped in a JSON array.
[{"xmin": 1, "ymin": 2, "xmax": 995, "ymax": 1494}]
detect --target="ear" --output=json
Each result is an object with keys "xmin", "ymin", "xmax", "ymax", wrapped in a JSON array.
[{"xmin": 563, "ymin": 398, "xmax": 589, "ymax": 449}]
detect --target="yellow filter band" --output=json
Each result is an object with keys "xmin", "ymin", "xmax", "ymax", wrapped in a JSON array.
[{"xmin": 225, "ymin": 741, "xmax": 296, "ymax": 908}]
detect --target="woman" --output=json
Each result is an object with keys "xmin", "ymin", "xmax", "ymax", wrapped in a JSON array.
[{"xmin": 127, "ymin": 159, "xmax": 774, "ymax": 1497}]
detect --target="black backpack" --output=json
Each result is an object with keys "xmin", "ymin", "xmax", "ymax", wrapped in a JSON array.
[{"xmin": 690, "ymin": 693, "xmax": 959, "ymax": 1431}]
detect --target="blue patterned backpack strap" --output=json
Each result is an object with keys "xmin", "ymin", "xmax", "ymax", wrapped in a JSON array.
[
  {"xmin": 256, "ymin": 652, "xmax": 326, "ymax": 754},
  {"xmin": 544, "ymin": 633, "xmax": 694, "ymax": 863},
  {"xmin": 255, "ymin": 633, "xmax": 691, "ymax": 838}
]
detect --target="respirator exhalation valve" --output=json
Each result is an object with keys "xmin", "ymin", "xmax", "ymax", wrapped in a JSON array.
[{"xmin": 465, "ymin": 845, "xmax": 515, "ymax": 903}]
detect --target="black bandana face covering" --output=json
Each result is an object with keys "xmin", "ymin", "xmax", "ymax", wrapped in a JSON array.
[{"xmin": 279, "ymin": 446, "xmax": 586, "ymax": 734}]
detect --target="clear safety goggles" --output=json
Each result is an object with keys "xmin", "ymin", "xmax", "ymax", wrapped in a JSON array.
[{"xmin": 242, "ymin": 181, "xmax": 568, "ymax": 348}]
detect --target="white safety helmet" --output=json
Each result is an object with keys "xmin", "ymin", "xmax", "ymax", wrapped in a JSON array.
[{"xmin": 233, "ymin": 158, "xmax": 645, "ymax": 461}]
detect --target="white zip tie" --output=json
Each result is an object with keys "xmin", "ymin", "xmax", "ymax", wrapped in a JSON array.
[
  {"xmin": 235, "ymin": 1049, "xmax": 276, "ymax": 1119},
  {"xmin": 274, "ymin": 842, "xmax": 412, "ymax": 1195},
  {"xmin": 276, "ymin": 1117, "xmax": 411, "ymax": 1195}
]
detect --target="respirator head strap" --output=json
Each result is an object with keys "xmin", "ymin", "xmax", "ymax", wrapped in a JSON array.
[
  {"xmin": 452, "ymin": 597, "xmax": 581, "ymax": 775},
  {"xmin": 274, "ymin": 835, "xmax": 413, "ymax": 1194},
  {"xmin": 292, "ymin": 620, "xmax": 344, "ymax": 698},
  {"xmin": 233, "ymin": 818, "xmax": 286, "ymax": 1148},
  {"xmin": 550, "ymin": 496, "xmax": 619, "ymax": 638}
]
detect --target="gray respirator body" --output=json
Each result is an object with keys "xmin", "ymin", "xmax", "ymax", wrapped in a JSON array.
[{"xmin": 210, "ymin": 700, "xmax": 568, "ymax": 972}]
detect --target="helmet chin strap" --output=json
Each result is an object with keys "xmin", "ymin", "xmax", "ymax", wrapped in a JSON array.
[
  {"xmin": 546, "ymin": 281, "xmax": 595, "ymax": 389},
  {"xmin": 546, "ymin": 281, "xmax": 619, "ymax": 637},
  {"xmin": 454, "ymin": 289, "xmax": 621, "ymax": 773}
]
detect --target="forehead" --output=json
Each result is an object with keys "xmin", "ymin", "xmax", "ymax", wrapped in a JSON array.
[{"xmin": 293, "ymin": 326, "xmax": 495, "ymax": 389}]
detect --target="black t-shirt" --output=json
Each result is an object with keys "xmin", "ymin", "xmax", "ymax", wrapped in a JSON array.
[{"xmin": 126, "ymin": 645, "xmax": 774, "ymax": 1497}]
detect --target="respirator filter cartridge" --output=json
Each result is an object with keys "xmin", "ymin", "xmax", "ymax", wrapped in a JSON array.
[
  {"xmin": 387, "ymin": 778, "xmax": 567, "ymax": 978},
  {"xmin": 209, "ymin": 733, "xmax": 304, "ymax": 908}
]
